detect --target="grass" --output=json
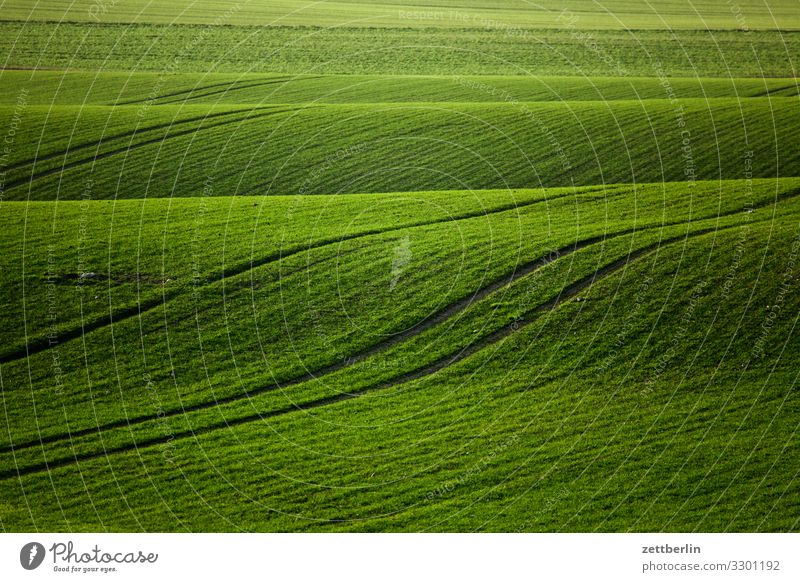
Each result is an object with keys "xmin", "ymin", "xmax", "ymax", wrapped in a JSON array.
[
  {"xmin": 2, "ymin": 98, "xmax": 799, "ymax": 200},
  {"xmin": 1, "ymin": 180, "xmax": 799, "ymax": 530},
  {"xmin": 1, "ymin": 179, "xmax": 799, "ymax": 531},
  {"xmin": 1, "ymin": 0, "xmax": 799, "ymax": 533},
  {"xmin": 3, "ymin": 71, "xmax": 798, "ymax": 106},
  {"xmin": 4, "ymin": 0, "xmax": 800, "ymax": 30},
  {"xmin": 1, "ymin": 22, "xmax": 799, "ymax": 77}
]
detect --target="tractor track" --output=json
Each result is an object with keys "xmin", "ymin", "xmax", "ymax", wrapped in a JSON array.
[
  {"xmin": 3, "ymin": 107, "xmax": 298, "ymax": 191},
  {"xmin": 0, "ymin": 222, "xmax": 738, "ymax": 478},
  {"xmin": 0, "ymin": 186, "xmax": 609, "ymax": 365}
]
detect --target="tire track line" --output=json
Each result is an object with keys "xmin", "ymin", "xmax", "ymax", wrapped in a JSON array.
[
  {"xmin": 753, "ymin": 84, "xmax": 799, "ymax": 98},
  {"xmin": 114, "ymin": 76, "xmax": 284, "ymax": 105},
  {"xmin": 3, "ymin": 107, "xmax": 299, "ymax": 192},
  {"xmin": 154, "ymin": 76, "xmax": 324, "ymax": 106},
  {"xmin": 3, "ymin": 107, "xmax": 254, "ymax": 172}
]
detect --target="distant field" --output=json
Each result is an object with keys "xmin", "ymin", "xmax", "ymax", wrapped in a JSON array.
[
  {"xmin": 1, "ymin": 0, "xmax": 799, "ymax": 533},
  {"xmin": 4, "ymin": 0, "xmax": 800, "ymax": 30},
  {"xmin": 1, "ymin": 22, "xmax": 799, "ymax": 77}
]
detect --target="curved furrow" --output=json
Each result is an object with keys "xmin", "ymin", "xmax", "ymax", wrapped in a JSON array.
[
  {"xmin": 0, "ymin": 186, "xmax": 601, "ymax": 365},
  {"xmin": 3, "ymin": 107, "xmax": 298, "ymax": 191},
  {"xmin": 155, "ymin": 76, "xmax": 324, "ymax": 105},
  {"xmin": 753, "ymin": 84, "xmax": 799, "ymax": 98},
  {"xmin": 0, "ymin": 223, "xmax": 732, "ymax": 479},
  {"xmin": 114, "ymin": 77, "xmax": 281, "ymax": 105},
  {"xmin": 3, "ymin": 107, "xmax": 254, "ymax": 173},
  {"xmin": 0, "ymin": 293, "xmax": 172, "ymax": 366}
]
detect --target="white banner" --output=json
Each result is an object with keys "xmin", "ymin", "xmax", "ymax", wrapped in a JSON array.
[{"xmin": 1, "ymin": 533, "xmax": 797, "ymax": 581}]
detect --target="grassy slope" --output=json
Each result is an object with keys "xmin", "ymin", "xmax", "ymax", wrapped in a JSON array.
[
  {"xmin": 1, "ymin": 180, "xmax": 798, "ymax": 531},
  {"xmin": 4, "ymin": 179, "xmax": 793, "ymax": 444},
  {"xmin": 1, "ymin": 69, "xmax": 796, "ymax": 203},
  {"xmin": 2, "ymin": 98, "xmax": 799, "ymax": 201}
]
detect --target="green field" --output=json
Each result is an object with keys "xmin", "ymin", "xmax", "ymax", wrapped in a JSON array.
[
  {"xmin": 0, "ymin": 1, "xmax": 799, "ymax": 532},
  {"xmin": 2, "ymin": 22, "xmax": 799, "ymax": 76},
  {"xmin": 4, "ymin": 0, "xmax": 800, "ymax": 29}
]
